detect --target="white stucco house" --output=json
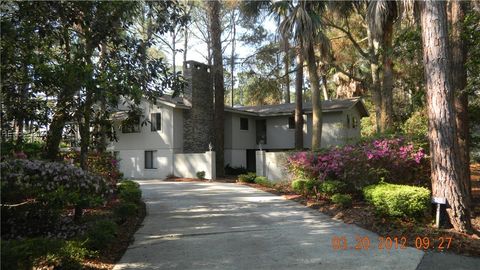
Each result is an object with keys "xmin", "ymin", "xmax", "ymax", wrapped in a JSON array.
[{"xmin": 110, "ymin": 61, "xmax": 369, "ymax": 179}]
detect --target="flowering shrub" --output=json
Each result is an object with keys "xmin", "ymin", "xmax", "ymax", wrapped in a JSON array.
[
  {"xmin": 286, "ymin": 138, "xmax": 430, "ymax": 190},
  {"xmin": 1, "ymin": 159, "xmax": 112, "ymax": 238},
  {"xmin": 62, "ymin": 151, "xmax": 122, "ymax": 187}
]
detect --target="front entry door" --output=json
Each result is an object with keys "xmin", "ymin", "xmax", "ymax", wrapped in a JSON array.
[{"xmin": 246, "ymin": 149, "xmax": 256, "ymax": 172}]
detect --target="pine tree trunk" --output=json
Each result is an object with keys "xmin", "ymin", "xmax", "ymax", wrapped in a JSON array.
[
  {"xmin": 307, "ymin": 43, "xmax": 322, "ymax": 150},
  {"xmin": 208, "ymin": 0, "xmax": 225, "ymax": 176},
  {"xmin": 295, "ymin": 44, "xmax": 304, "ymax": 150},
  {"xmin": 420, "ymin": 0, "xmax": 472, "ymax": 233},
  {"xmin": 230, "ymin": 10, "xmax": 236, "ymax": 107},
  {"xmin": 451, "ymin": 0, "xmax": 471, "ymax": 207},
  {"xmin": 283, "ymin": 19, "xmax": 291, "ymax": 104}
]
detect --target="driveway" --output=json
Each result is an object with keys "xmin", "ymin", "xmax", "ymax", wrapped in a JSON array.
[{"xmin": 114, "ymin": 181, "xmax": 479, "ymax": 270}]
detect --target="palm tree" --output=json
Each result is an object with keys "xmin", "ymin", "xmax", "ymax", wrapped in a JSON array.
[
  {"xmin": 240, "ymin": 0, "xmax": 304, "ymax": 147},
  {"xmin": 294, "ymin": 41, "xmax": 304, "ymax": 150},
  {"xmin": 367, "ymin": 0, "xmax": 397, "ymax": 133},
  {"xmin": 281, "ymin": 1, "xmax": 330, "ymax": 151}
]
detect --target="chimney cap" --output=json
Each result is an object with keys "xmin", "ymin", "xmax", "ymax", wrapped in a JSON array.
[{"xmin": 184, "ymin": 60, "xmax": 211, "ymax": 70}]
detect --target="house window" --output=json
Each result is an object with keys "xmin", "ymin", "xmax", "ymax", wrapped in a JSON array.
[
  {"xmin": 288, "ymin": 116, "xmax": 295, "ymax": 129},
  {"xmin": 346, "ymin": 114, "xmax": 350, "ymax": 128},
  {"xmin": 352, "ymin": 117, "xmax": 357, "ymax": 129},
  {"xmin": 240, "ymin": 117, "xmax": 249, "ymax": 130},
  {"xmin": 151, "ymin": 113, "xmax": 161, "ymax": 131},
  {"xmin": 145, "ymin": 150, "xmax": 156, "ymax": 169},
  {"xmin": 122, "ymin": 117, "xmax": 140, "ymax": 133}
]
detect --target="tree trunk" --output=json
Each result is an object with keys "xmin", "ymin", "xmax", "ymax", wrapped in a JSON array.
[
  {"xmin": 420, "ymin": 0, "xmax": 472, "ymax": 233},
  {"xmin": 15, "ymin": 119, "xmax": 24, "ymax": 146},
  {"xmin": 380, "ymin": 20, "xmax": 394, "ymax": 132},
  {"xmin": 282, "ymin": 15, "xmax": 291, "ymax": 104},
  {"xmin": 295, "ymin": 44, "xmax": 304, "ymax": 150},
  {"xmin": 367, "ymin": 27, "xmax": 382, "ymax": 133},
  {"xmin": 183, "ymin": 24, "xmax": 188, "ymax": 64},
  {"xmin": 172, "ymin": 31, "xmax": 177, "ymax": 77},
  {"xmin": 45, "ymin": 29, "xmax": 75, "ymax": 161},
  {"xmin": 321, "ymin": 69, "xmax": 329, "ymax": 100},
  {"xmin": 79, "ymin": 89, "xmax": 93, "ymax": 170},
  {"xmin": 208, "ymin": 0, "xmax": 225, "ymax": 177},
  {"xmin": 79, "ymin": 40, "xmax": 97, "ymax": 169},
  {"xmin": 230, "ymin": 9, "xmax": 236, "ymax": 107},
  {"xmin": 451, "ymin": 0, "xmax": 471, "ymax": 207},
  {"xmin": 45, "ymin": 114, "xmax": 65, "ymax": 161},
  {"xmin": 307, "ymin": 43, "xmax": 322, "ymax": 151}
]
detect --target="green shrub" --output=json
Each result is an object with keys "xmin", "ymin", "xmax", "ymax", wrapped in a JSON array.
[
  {"xmin": 331, "ymin": 194, "xmax": 352, "ymax": 208},
  {"xmin": 304, "ymin": 179, "xmax": 320, "ymax": 193},
  {"xmin": 0, "ymin": 141, "xmax": 45, "ymax": 159},
  {"xmin": 118, "ymin": 181, "xmax": 141, "ymax": 204},
  {"xmin": 291, "ymin": 179, "xmax": 307, "ymax": 194},
  {"xmin": 238, "ymin": 172, "xmax": 257, "ymax": 183},
  {"xmin": 363, "ymin": 183, "xmax": 431, "ymax": 218},
  {"xmin": 114, "ymin": 202, "xmax": 138, "ymax": 222},
  {"xmin": 254, "ymin": 176, "xmax": 272, "ymax": 187},
  {"xmin": 319, "ymin": 180, "xmax": 347, "ymax": 196},
  {"xmin": 1, "ymin": 238, "xmax": 89, "ymax": 270},
  {"xmin": 402, "ymin": 110, "xmax": 428, "ymax": 139},
  {"xmin": 118, "ymin": 180, "xmax": 139, "ymax": 189},
  {"xmin": 196, "ymin": 171, "xmax": 206, "ymax": 179},
  {"xmin": 86, "ymin": 220, "xmax": 118, "ymax": 251}
]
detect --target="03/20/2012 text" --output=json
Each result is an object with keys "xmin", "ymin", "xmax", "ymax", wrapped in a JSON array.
[{"xmin": 331, "ymin": 235, "xmax": 453, "ymax": 251}]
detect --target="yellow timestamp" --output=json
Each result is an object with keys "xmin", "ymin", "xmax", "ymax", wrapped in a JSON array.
[{"xmin": 331, "ymin": 235, "xmax": 453, "ymax": 251}]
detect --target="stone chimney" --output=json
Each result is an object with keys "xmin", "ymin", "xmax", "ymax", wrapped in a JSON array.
[{"xmin": 182, "ymin": 60, "xmax": 214, "ymax": 153}]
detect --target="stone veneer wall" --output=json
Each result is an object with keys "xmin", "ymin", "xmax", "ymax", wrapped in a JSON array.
[{"xmin": 182, "ymin": 61, "xmax": 214, "ymax": 153}]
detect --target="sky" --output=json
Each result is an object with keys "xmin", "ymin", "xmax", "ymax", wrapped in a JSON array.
[{"xmin": 163, "ymin": 9, "xmax": 278, "ymax": 70}]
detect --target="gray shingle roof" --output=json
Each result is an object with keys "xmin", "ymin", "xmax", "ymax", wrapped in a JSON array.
[
  {"xmin": 156, "ymin": 95, "xmax": 368, "ymax": 117},
  {"xmin": 233, "ymin": 98, "xmax": 368, "ymax": 117}
]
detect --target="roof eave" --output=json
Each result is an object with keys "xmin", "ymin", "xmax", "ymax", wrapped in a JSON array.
[
  {"xmin": 156, "ymin": 99, "xmax": 191, "ymax": 109},
  {"xmin": 347, "ymin": 99, "xmax": 369, "ymax": 117}
]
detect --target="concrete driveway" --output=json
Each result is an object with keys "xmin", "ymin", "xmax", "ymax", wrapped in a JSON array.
[{"xmin": 114, "ymin": 181, "xmax": 479, "ymax": 270}]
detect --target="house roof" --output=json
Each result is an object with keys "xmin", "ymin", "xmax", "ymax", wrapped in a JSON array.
[
  {"xmin": 156, "ymin": 95, "xmax": 191, "ymax": 109},
  {"xmin": 233, "ymin": 98, "xmax": 369, "ymax": 117},
  {"xmin": 125, "ymin": 95, "xmax": 368, "ymax": 118}
]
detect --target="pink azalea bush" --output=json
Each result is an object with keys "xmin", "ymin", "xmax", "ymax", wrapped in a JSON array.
[{"xmin": 286, "ymin": 138, "xmax": 430, "ymax": 190}]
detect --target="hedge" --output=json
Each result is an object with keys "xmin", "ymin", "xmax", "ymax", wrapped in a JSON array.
[
  {"xmin": 363, "ymin": 183, "xmax": 430, "ymax": 218},
  {"xmin": 238, "ymin": 172, "xmax": 256, "ymax": 183},
  {"xmin": 254, "ymin": 176, "xmax": 272, "ymax": 187}
]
